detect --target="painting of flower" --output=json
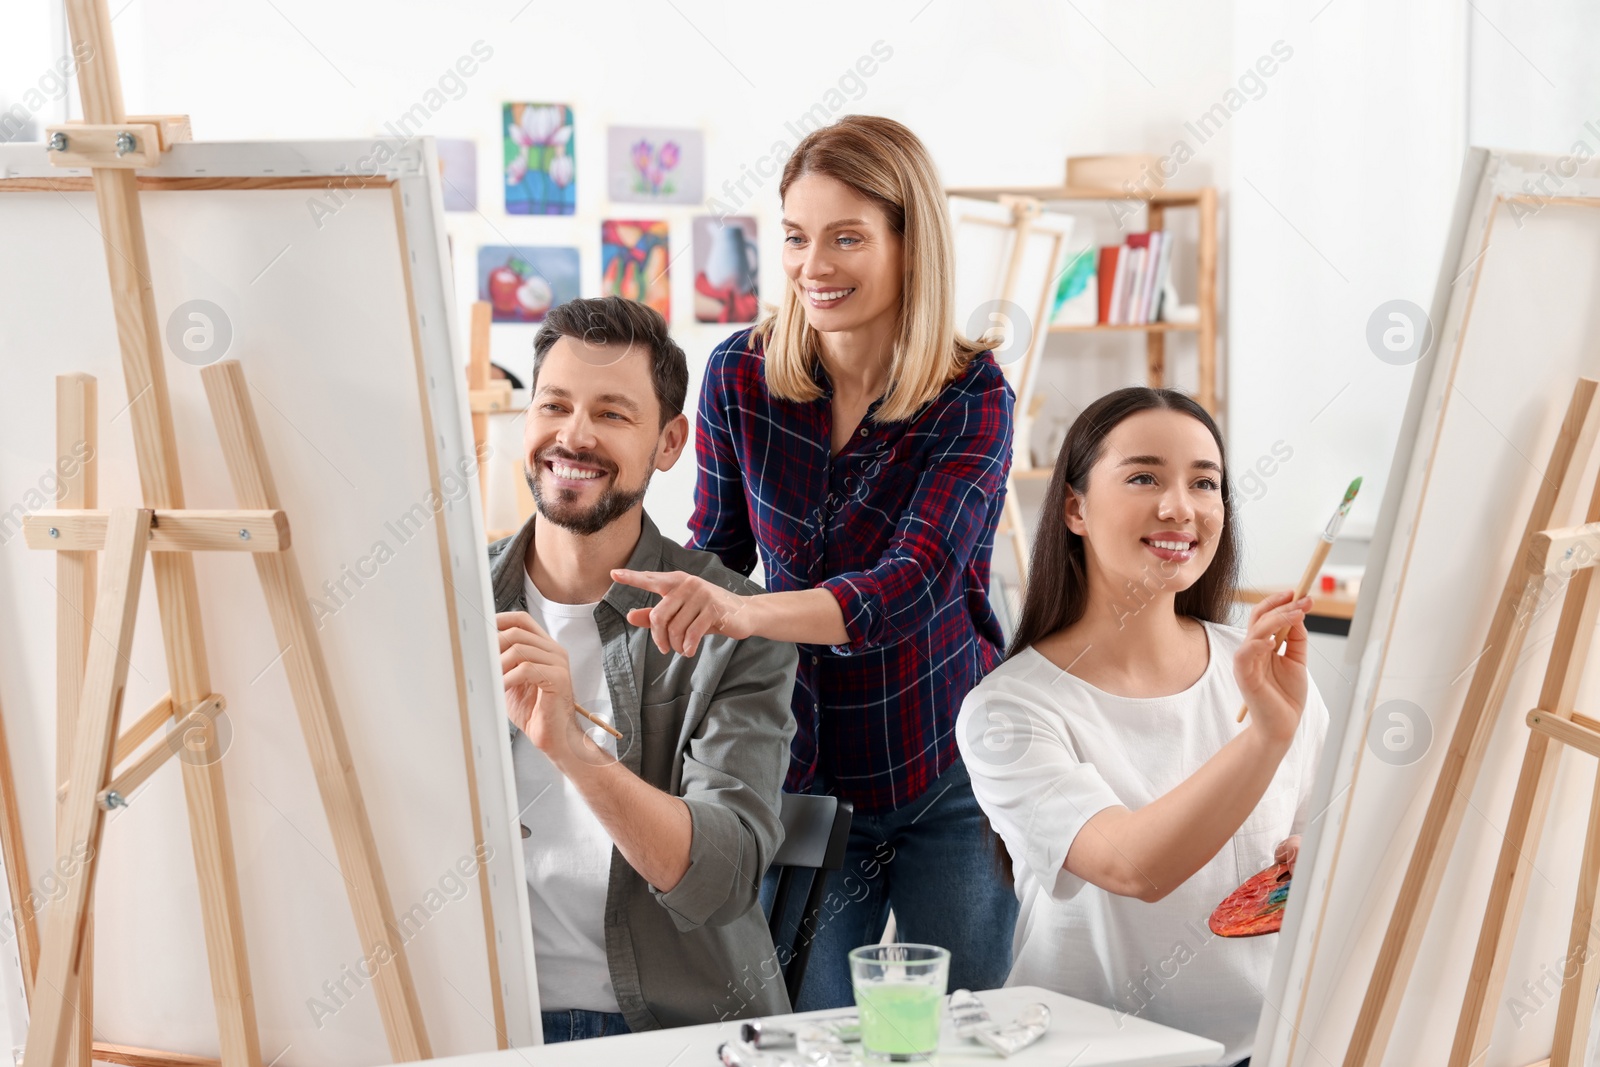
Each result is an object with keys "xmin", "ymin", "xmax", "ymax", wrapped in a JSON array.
[
  {"xmin": 607, "ymin": 126, "xmax": 703, "ymax": 205},
  {"xmin": 504, "ymin": 103, "xmax": 575, "ymax": 215},
  {"xmin": 601, "ymin": 220, "xmax": 671, "ymax": 320}
]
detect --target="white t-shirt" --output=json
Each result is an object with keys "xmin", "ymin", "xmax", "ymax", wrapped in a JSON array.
[
  {"xmin": 956, "ymin": 620, "xmax": 1328, "ymax": 1066},
  {"xmin": 513, "ymin": 569, "xmax": 622, "ymax": 1013}
]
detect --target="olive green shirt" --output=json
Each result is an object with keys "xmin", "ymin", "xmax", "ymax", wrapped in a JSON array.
[{"xmin": 489, "ymin": 510, "xmax": 798, "ymax": 1029}]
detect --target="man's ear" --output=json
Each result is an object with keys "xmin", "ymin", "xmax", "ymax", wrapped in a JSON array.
[
  {"xmin": 1063, "ymin": 487, "xmax": 1088, "ymax": 537},
  {"xmin": 656, "ymin": 412, "xmax": 691, "ymax": 471}
]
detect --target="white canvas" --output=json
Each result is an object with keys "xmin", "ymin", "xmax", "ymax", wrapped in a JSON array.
[{"xmin": 1258, "ymin": 148, "xmax": 1600, "ymax": 1067}]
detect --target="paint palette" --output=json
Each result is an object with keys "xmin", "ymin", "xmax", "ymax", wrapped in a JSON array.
[{"xmin": 1210, "ymin": 862, "xmax": 1293, "ymax": 937}]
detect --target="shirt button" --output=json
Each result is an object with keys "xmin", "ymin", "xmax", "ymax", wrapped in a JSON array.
[
  {"xmin": 859, "ymin": 427, "xmax": 868, "ymax": 437},
  {"xmin": 811, "ymin": 655, "xmax": 819, "ymax": 664}
]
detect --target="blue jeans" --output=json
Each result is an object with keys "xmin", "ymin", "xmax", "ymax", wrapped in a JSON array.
[
  {"xmin": 541, "ymin": 1009, "xmax": 630, "ymax": 1043},
  {"xmin": 762, "ymin": 758, "xmax": 1019, "ymax": 1011}
]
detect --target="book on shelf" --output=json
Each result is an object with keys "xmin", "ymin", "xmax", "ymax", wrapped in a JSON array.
[
  {"xmin": 1096, "ymin": 245, "xmax": 1120, "ymax": 325},
  {"xmin": 1049, "ymin": 247, "xmax": 1099, "ymax": 326},
  {"xmin": 1124, "ymin": 232, "xmax": 1153, "ymax": 326},
  {"xmin": 1092, "ymin": 230, "xmax": 1177, "ymax": 326}
]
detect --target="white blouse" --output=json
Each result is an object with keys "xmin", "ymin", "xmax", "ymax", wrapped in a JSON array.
[{"xmin": 956, "ymin": 620, "xmax": 1329, "ymax": 1066}]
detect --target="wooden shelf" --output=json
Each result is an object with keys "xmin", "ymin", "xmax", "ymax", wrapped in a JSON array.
[
  {"xmin": 1236, "ymin": 587, "xmax": 1358, "ymax": 621},
  {"xmin": 1048, "ymin": 322, "xmax": 1200, "ymax": 334},
  {"xmin": 947, "ymin": 184, "xmax": 1208, "ymax": 207},
  {"xmin": 952, "ymin": 167, "xmax": 1219, "ymax": 585},
  {"xmin": 953, "ymin": 176, "xmax": 1218, "ymax": 416}
]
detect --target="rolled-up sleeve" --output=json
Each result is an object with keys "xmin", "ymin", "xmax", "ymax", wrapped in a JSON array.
[
  {"xmin": 688, "ymin": 341, "xmax": 761, "ymax": 578},
  {"xmin": 818, "ymin": 375, "xmax": 1013, "ymax": 654},
  {"xmin": 649, "ymin": 631, "xmax": 798, "ymax": 930},
  {"xmin": 956, "ymin": 681, "xmax": 1123, "ymax": 902}
]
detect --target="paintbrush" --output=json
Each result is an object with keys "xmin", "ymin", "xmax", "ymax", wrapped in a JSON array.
[
  {"xmin": 576, "ymin": 703, "xmax": 623, "ymax": 740},
  {"xmin": 1237, "ymin": 477, "xmax": 1362, "ymax": 723}
]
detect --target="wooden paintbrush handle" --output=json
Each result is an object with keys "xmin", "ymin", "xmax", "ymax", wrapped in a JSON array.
[
  {"xmin": 575, "ymin": 702, "xmax": 623, "ymax": 740},
  {"xmin": 1237, "ymin": 540, "xmax": 1333, "ymax": 723}
]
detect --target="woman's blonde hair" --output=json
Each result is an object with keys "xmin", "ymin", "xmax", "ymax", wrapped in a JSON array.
[{"xmin": 759, "ymin": 114, "xmax": 989, "ymax": 423}]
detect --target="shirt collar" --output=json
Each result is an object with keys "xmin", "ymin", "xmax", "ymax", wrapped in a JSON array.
[
  {"xmin": 603, "ymin": 511, "xmax": 667, "ymax": 616},
  {"xmin": 808, "ymin": 357, "xmax": 832, "ymax": 396},
  {"xmin": 492, "ymin": 508, "xmax": 667, "ymax": 615},
  {"xmin": 808, "ymin": 358, "xmax": 888, "ymax": 417}
]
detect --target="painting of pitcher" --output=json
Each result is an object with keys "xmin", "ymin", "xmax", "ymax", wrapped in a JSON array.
[{"xmin": 693, "ymin": 216, "xmax": 760, "ymax": 324}]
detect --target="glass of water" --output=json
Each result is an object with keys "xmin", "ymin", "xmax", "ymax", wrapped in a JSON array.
[{"xmin": 849, "ymin": 943, "xmax": 950, "ymax": 1062}]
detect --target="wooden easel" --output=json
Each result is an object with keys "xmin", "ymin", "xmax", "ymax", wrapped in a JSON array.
[
  {"xmin": 950, "ymin": 194, "xmax": 1065, "ymax": 580},
  {"xmin": 465, "ymin": 301, "xmax": 531, "ymax": 543},
  {"xmin": 1341, "ymin": 378, "xmax": 1600, "ymax": 1067},
  {"xmin": 13, "ymin": 1, "xmax": 433, "ymax": 1064}
]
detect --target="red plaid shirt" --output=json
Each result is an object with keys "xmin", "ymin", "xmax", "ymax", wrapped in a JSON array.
[{"xmin": 687, "ymin": 327, "xmax": 1014, "ymax": 813}]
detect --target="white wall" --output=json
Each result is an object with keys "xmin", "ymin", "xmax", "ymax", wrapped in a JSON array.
[
  {"xmin": 75, "ymin": 0, "xmax": 1236, "ymax": 544},
  {"xmin": 1226, "ymin": 0, "xmax": 1468, "ymax": 591},
  {"xmin": 9, "ymin": 0, "xmax": 1591, "ymax": 562},
  {"xmin": 1469, "ymin": 0, "xmax": 1600, "ymax": 153}
]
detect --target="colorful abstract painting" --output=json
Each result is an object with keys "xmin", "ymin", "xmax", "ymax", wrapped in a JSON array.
[
  {"xmin": 693, "ymin": 215, "xmax": 760, "ymax": 323},
  {"xmin": 601, "ymin": 221, "xmax": 670, "ymax": 320},
  {"xmin": 477, "ymin": 246, "xmax": 580, "ymax": 323},
  {"xmin": 436, "ymin": 138, "xmax": 477, "ymax": 212},
  {"xmin": 607, "ymin": 126, "xmax": 703, "ymax": 205},
  {"xmin": 504, "ymin": 103, "xmax": 575, "ymax": 216}
]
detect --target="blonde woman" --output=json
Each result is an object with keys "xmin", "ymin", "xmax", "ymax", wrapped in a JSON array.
[{"xmin": 614, "ymin": 115, "xmax": 1017, "ymax": 1009}]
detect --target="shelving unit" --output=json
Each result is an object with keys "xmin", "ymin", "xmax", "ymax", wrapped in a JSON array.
[
  {"xmin": 956, "ymin": 175, "xmax": 1221, "ymax": 622},
  {"xmin": 947, "ymin": 180, "xmax": 1219, "ymax": 414},
  {"xmin": 1236, "ymin": 586, "xmax": 1358, "ymax": 636}
]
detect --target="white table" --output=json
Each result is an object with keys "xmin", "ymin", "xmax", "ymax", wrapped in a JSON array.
[{"xmin": 424, "ymin": 987, "xmax": 1226, "ymax": 1067}]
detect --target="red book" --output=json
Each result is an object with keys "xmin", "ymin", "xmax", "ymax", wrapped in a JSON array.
[{"xmin": 1096, "ymin": 245, "xmax": 1121, "ymax": 325}]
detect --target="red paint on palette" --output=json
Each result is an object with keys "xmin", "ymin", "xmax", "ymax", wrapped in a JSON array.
[{"xmin": 1210, "ymin": 862, "xmax": 1293, "ymax": 938}]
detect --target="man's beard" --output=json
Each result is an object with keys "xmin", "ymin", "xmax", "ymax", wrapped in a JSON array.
[{"xmin": 527, "ymin": 448, "xmax": 654, "ymax": 536}]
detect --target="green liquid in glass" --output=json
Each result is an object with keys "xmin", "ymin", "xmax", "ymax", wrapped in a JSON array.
[{"xmin": 854, "ymin": 982, "xmax": 943, "ymax": 1060}]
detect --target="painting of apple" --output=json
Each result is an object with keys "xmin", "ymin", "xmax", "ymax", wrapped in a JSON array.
[
  {"xmin": 476, "ymin": 247, "xmax": 580, "ymax": 324},
  {"xmin": 517, "ymin": 276, "xmax": 553, "ymax": 319}
]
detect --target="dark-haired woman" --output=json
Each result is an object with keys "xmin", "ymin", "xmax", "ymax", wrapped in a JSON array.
[{"xmin": 956, "ymin": 388, "xmax": 1328, "ymax": 1067}]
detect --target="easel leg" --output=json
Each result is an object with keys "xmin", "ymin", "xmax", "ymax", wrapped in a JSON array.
[
  {"xmin": 169, "ymin": 693, "xmax": 260, "ymax": 1067},
  {"xmin": 56, "ymin": 0, "xmax": 265, "ymax": 1047},
  {"xmin": 25, "ymin": 508, "xmax": 149, "ymax": 1067},
  {"xmin": 1451, "ymin": 457, "xmax": 1600, "ymax": 1065},
  {"xmin": 1450, "ymin": 733, "xmax": 1563, "ymax": 1066},
  {"xmin": 468, "ymin": 300, "xmax": 493, "ymax": 524},
  {"xmin": 56, "ymin": 372, "xmax": 98, "ymax": 1066},
  {"xmin": 1551, "ymin": 765, "xmax": 1600, "ymax": 1066},
  {"xmin": 1004, "ymin": 474, "xmax": 1029, "ymax": 580},
  {"xmin": 512, "ymin": 460, "xmax": 536, "ymax": 532},
  {"xmin": 0, "ymin": 695, "xmax": 38, "ymax": 997},
  {"xmin": 202, "ymin": 362, "xmax": 431, "ymax": 1061}
]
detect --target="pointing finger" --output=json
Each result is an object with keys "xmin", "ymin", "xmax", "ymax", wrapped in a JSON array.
[{"xmin": 611, "ymin": 568, "xmax": 673, "ymax": 592}]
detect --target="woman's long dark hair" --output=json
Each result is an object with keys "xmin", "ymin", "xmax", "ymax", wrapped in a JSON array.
[
  {"xmin": 987, "ymin": 386, "xmax": 1241, "ymax": 881},
  {"xmin": 1007, "ymin": 386, "xmax": 1240, "ymax": 659}
]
